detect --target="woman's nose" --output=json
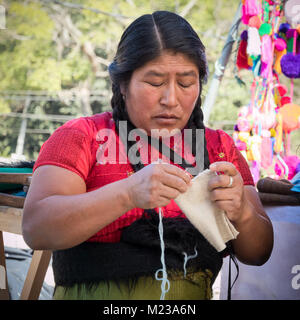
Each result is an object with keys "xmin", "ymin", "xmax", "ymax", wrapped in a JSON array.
[{"xmin": 160, "ymin": 83, "xmax": 178, "ymax": 108}]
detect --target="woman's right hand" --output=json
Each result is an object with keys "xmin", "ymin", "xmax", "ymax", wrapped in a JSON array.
[{"xmin": 127, "ymin": 162, "xmax": 191, "ymax": 209}]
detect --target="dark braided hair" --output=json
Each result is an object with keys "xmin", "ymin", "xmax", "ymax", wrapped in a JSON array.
[{"xmin": 109, "ymin": 11, "xmax": 210, "ymax": 173}]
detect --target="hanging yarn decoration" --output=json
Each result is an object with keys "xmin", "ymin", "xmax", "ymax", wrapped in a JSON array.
[
  {"xmin": 274, "ymin": 112, "xmax": 283, "ymax": 153},
  {"xmin": 242, "ymin": 0, "xmax": 262, "ymax": 24},
  {"xmin": 247, "ymin": 27, "xmax": 262, "ymax": 56},
  {"xmin": 280, "ymin": 3, "xmax": 300, "ymax": 79},
  {"xmin": 237, "ymin": 30, "xmax": 251, "ymax": 70},
  {"xmin": 286, "ymin": 28, "xmax": 297, "ymax": 52},
  {"xmin": 274, "ymin": 38, "xmax": 287, "ymax": 74},
  {"xmin": 234, "ymin": 0, "xmax": 300, "ymax": 181},
  {"xmin": 261, "ymin": 130, "xmax": 273, "ymax": 168},
  {"xmin": 260, "ymin": 34, "xmax": 273, "ymax": 78}
]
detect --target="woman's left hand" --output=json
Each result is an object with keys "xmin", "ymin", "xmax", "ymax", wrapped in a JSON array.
[{"xmin": 207, "ymin": 161, "xmax": 246, "ymax": 224}]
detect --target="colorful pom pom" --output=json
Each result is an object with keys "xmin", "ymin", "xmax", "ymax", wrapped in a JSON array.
[
  {"xmin": 278, "ymin": 103, "xmax": 300, "ymax": 133},
  {"xmin": 236, "ymin": 140, "xmax": 247, "ymax": 151},
  {"xmin": 276, "ymin": 84, "xmax": 288, "ymax": 97},
  {"xmin": 274, "ymin": 38, "xmax": 286, "ymax": 51},
  {"xmin": 280, "ymin": 96, "xmax": 291, "ymax": 105},
  {"xmin": 286, "ymin": 29, "xmax": 296, "ymax": 39},
  {"xmin": 278, "ymin": 23, "xmax": 290, "ymax": 34},
  {"xmin": 240, "ymin": 30, "xmax": 248, "ymax": 41},
  {"xmin": 280, "ymin": 53, "xmax": 300, "ymax": 78},
  {"xmin": 283, "ymin": 156, "xmax": 300, "ymax": 180},
  {"xmin": 248, "ymin": 15, "xmax": 262, "ymax": 29},
  {"xmin": 259, "ymin": 23, "xmax": 272, "ymax": 36},
  {"xmin": 270, "ymin": 128, "xmax": 276, "ymax": 137}
]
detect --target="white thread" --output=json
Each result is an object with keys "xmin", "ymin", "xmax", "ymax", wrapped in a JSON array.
[
  {"xmin": 154, "ymin": 207, "xmax": 170, "ymax": 300},
  {"xmin": 182, "ymin": 246, "xmax": 198, "ymax": 278}
]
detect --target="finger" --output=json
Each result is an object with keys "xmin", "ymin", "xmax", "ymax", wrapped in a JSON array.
[
  {"xmin": 213, "ymin": 200, "xmax": 235, "ymax": 214},
  {"xmin": 210, "ymin": 188, "xmax": 234, "ymax": 202},
  {"xmin": 148, "ymin": 195, "xmax": 172, "ymax": 209},
  {"xmin": 160, "ymin": 172, "xmax": 190, "ymax": 194},
  {"xmin": 156, "ymin": 196, "xmax": 172, "ymax": 208},
  {"xmin": 209, "ymin": 161, "xmax": 238, "ymax": 177},
  {"xmin": 161, "ymin": 163, "xmax": 192, "ymax": 185},
  {"xmin": 207, "ymin": 174, "xmax": 235, "ymax": 191},
  {"xmin": 159, "ymin": 183, "xmax": 182, "ymax": 200}
]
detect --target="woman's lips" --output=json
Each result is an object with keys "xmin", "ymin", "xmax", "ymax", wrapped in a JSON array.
[{"xmin": 153, "ymin": 114, "xmax": 179, "ymax": 124}]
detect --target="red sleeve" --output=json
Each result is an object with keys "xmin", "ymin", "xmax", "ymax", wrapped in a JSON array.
[
  {"xmin": 33, "ymin": 117, "xmax": 94, "ymax": 181},
  {"xmin": 219, "ymin": 130, "xmax": 254, "ymax": 186}
]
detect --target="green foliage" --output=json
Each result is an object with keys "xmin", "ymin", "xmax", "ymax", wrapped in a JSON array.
[
  {"xmin": 0, "ymin": 98, "xmax": 10, "ymax": 113},
  {"xmin": 0, "ymin": 0, "xmax": 298, "ymax": 160}
]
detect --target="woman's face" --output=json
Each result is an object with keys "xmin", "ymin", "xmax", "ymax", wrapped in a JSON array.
[{"xmin": 122, "ymin": 51, "xmax": 200, "ymax": 135}]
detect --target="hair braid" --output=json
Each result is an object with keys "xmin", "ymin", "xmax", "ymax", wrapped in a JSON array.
[{"xmin": 111, "ymin": 83, "xmax": 128, "ymax": 125}]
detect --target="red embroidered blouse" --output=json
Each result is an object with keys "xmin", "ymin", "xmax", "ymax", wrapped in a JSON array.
[{"xmin": 33, "ymin": 112, "xmax": 254, "ymax": 243}]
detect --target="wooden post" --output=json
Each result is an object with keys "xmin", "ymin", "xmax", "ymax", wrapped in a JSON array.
[
  {"xmin": 0, "ymin": 231, "xmax": 10, "ymax": 300},
  {"xmin": 20, "ymin": 250, "xmax": 52, "ymax": 300},
  {"xmin": 14, "ymin": 97, "xmax": 31, "ymax": 159}
]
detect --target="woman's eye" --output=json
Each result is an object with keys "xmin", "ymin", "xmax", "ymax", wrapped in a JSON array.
[
  {"xmin": 147, "ymin": 82, "xmax": 163, "ymax": 87},
  {"xmin": 179, "ymin": 83, "xmax": 192, "ymax": 88}
]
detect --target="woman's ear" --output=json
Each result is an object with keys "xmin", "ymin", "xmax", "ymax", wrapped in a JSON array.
[
  {"xmin": 120, "ymin": 83, "xmax": 126, "ymax": 96},
  {"xmin": 120, "ymin": 83, "xmax": 127, "ymax": 102}
]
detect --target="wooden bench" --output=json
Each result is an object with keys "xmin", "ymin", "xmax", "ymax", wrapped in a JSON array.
[{"xmin": 0, "ymin": 172, "xmax": 51, "ymax": 300}]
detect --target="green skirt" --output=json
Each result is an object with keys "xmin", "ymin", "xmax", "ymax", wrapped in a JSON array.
[{"xmin": 53, "ymin": 269, "xmax": 213, "ymax": 300}]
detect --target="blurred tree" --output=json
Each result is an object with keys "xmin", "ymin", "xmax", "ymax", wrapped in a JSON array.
[
  {"xmin": 0, "ymin": 0, "xmax": 245, "ymax": 106},
  {"xmin": 0, "ymin": 0, "xmax": 298, "ymax": 159}
]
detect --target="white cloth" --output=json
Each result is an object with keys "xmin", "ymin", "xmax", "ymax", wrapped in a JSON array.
[{"xmin": 175, "ymin": 169, "xmax": 239, "ymax": 252}]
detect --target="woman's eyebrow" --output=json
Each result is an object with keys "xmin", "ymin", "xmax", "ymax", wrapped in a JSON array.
[
  {"xmin": 177, "ymin": 71, "xmax": 198, "ymax": 77},
  {"xmin": 144, "ymin": 70, "xmax": 165, "ymax": 77},
  {"xmin": 144, "ymin": 70, "xmax": 197, "ymax": 77}
]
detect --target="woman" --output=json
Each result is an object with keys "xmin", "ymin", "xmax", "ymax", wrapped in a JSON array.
[{"xmin": 22, "ymin": 11, "xmax": 273, "ymax": 300}]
